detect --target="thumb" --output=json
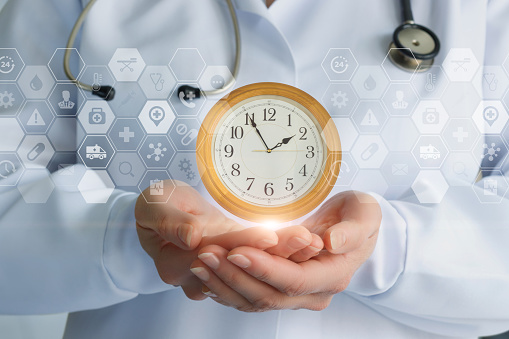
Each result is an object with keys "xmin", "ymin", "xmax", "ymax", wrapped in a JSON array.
[{"xmin": 323, "ymin": 220, "xmax": 375, "ymax": 254}]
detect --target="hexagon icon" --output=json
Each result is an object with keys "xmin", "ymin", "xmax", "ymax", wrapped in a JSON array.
[
  {"xmin": 443, "ymin": 118, "xmax": 480, "ymax": 151},
  {"xmin": 48, "ymin": 83, "xmax": 84, "ymax": 116},
  {"xmin": 333, "ymin": 152, "xmax": 358, "ymax": 186},
  {"xmin": 0, "ymin": 48, "xmax": 25, "ymax": 81},
  {"xmin": 321, "ymin": 48, "xmax": 358, "ymax": 81},
  {"xmin": 108, "ymin": 118, "xmax": 145, "ymax": 151},
  {"xmin": 17, "ymin": 169, "xmax": 55, "ymax": 203},
  {"xmin": 382, "ymin": 83, "xmax": 418, "ymax": 116},
  {"xmin": 138, "ymin": 170, "xmax": 174, "ymax": 204},
  {"xmin": 48, "ymin": 48, "xmax": 85, "ymax": 81},
  {"xmin": 322, "ymin": 83, "xmax": 358, "ymax": 117},
  {"xmin": 107, "ymin": 152, "xmax": 146, "ymax": 187},
  {"xmin": 199, "ymin": 65, "xmax": 235, "ymax": 95},
  {"xmin": 381, "ymin": 48, "xmax": 418, "ymax": 82},
  {"xmin": 443, "ymin": 48, "xmax": 480, "ymax": 82},
  {"xmin": 381, "ymin": 117, "xmax": 419, "ymax": 152},
  {"xmin": 332, "ymin": 118, "xmax": 358, "ymax": 152},
  {"xmin": 0, "ymin": 153, "xmax": 24, "ymax": 186},
  {"xmin": 351, "ymin": 66, "xmax": 389, "ymax": 99},
  {"xmin": 169, "ymin": 84, "xmax": 205, "ymax": 117},
  {"xmin": 18, "ymin": 65, "xmax": 55, "ymax": 99},
  {"xmin": 108, "ymin": 48, "xmax": 146, "ymax": 82},
  {"xmin": 78, "ymin": 135, "xmax": 115, "ymax": 169},
  {"xmin": 474, "ymin": 171, "xmax": 509, "ymax": 204},
  {"xmin": 18, "ymin": 135, "xmax": 55, "ymax": 169},
  {"xmin": 472, "ymin": 100, "xmax": 508, "ymax": 134},
  {"xmin": 351, "ymin": 135, "xmax": 388, "ymax": 169},
  {"xmin": 108, "ymin": 82, "xmax": 146, "ymax": 117},
  {"xmin": 411, "ymin": 65, "xmax": 449, "ymax": 99},
  {"xmin": 480, "ymin": 66, "xmax": 509, "ymax": 99},
  {"xmin": 351, "ymin": 101, "xmax": 388, "ymax": 134},
  {"xmin": 0, "ymin": 83, "xmax": 25, "ymax": 116},
  {"xmin": 381, "ymin": 152, "xmax": 419, "ymax": 187},
  {"xmin": 169, "ymin": 118, "xmax": 201, "ymax": 151},
  {"xmin": 18, "ymin": 100, "xmax": 55, "ymax": 134},
  {"xmin": 411, "ymin": 170, "xmax": 449, "ymax": 204},
  {"xmin": 139, "ymin": 65, "xmax": 176, "ymax": 99},
  {"xmin": 139, "ymin": 101, "xmax": 175, "ymax": 134},
  {"xmin": 411, "ymin": 100, "xmax": 449, "ymax": 134},
  {"xmin": 441, "ymin": 82, "xmax": 481, "ymax": 118},
  {"xmin": 168, "ymin": 152, "xmax": 202, "ymax": 187},
  {"xmin": 476, "ymin": 134, "xmax": 508, "ymax": 170},
  {"xmin": 169, "ymin": 48, "xmax": 206, "ymax": 82},
  {"xmin": 47, "ymin": 152, "xmax": 86, "ymax": 187},
  {"xmin": 441, "ymin": 152, "xmax": 479, "ymax": 187},
  {"xmin": 77, "ymin": 100, "xmax": 115, "ymax": 134},
  {"xmin": 412, "ymin": 135, "xmax": 448, "ymax": 169},
  {"xmin": 140, "ymin": 135, "xmax": 175, "ymax": 169},
  {"xmin": 79, "ymin": 65, "xmax": 116, "ymax": 100},
  {"xmin": 0, "ymin": 118, "xmax": 24, "ymax": 152},
  {"xmin": 78, "ymin": 170, "xmax": 115, "ymax": 203}
]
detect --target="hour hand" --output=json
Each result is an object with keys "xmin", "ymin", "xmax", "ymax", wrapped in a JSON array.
[
  {"xmin": 270, "ymin": 135, "xmax": 295, "ymax": 151},
  {"xmin": 248, "ymin": 115, "xmax": 270, "ymax": 152}
]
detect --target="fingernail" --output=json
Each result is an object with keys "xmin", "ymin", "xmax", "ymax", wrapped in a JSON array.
[
  {"xmin": 227, "ymin": 254, "xmax": 251, "ymax": 268},
  {"xmin": 190, "ymin": 267, "xmax": 210, "ymax": 281},
  {"xmin": 178, "ymin": 224, "xmax": 193, "ymax": 247},
  {"xmin": 330, "ymin": 230, "xmax": 346, "ymax": 250},
  {"xmin": 308, "ymin": 246, "xmax": 322, "ymax": 253},
  {"xmin": 257, "ymin": 238, "xmax": 278, "ymax": 248},
  {"xmin": 202, "ymin": 285, "xmax": 217, "ymax": 298},
  {"xmin": 288, "ymin": 236, "xmax": 310, "ymax": 249},
  {"xmin": 198, "ymin": 252, "xmax": 220, "ymax": 270}
]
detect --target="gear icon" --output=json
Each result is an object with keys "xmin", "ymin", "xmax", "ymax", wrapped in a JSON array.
[
  {"xmin": 0, "ymin": 91, "xmax": 15, "ymax": 109},
  {"xmin": 178, "ymin": 158, "xmax": 192, "ymax": 172},
  {"xmin": 331, "ymin": 90, "xmax": 348, "ymax": 109},
  {"xmin": 186, "ymin": 170, "xmax": 196, "ymax": 181}
]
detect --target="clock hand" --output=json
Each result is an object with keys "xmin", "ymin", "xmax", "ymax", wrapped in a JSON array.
[
  {"xmin": 270, "ymin": 135, "xmax": 295, "ymax": 151},
  {"xmin": 248, "ymin": 115, "xmax": 271, "ymax": 152}
]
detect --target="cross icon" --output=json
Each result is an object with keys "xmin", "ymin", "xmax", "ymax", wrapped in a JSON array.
[
  {"xmin": 152, "ymin": 109, "xmax": 162, "ymax": 119},
  {"xmin": 452, "ymin": 127, "xmax": 469, "ymax": 143},
  {"xmin": 186, "ymin": 91, "xmax": 196, "ymax": 101},
  {"xmin": 119, "ymin": 127, "xmax": 135, "ymax": 142},
  {"xmin": 485, "ymin": 109, "xmax": 496, "ymax": 119}
]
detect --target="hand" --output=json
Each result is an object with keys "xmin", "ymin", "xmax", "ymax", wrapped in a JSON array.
[
  {"xmin": 247, "ymin": 114, "xmax": 270, "ymax": 152},
  {"xmin": 269, "ymin": 135, "xmax": 295, "ymax": 151},
  {"xmin": 190, "ymin": 191, "xmax": 381, "ymax": 312}
]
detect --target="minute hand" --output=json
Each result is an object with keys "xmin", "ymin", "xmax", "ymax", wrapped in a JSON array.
[
  {"xmin": 248, "ymin": 115, "xmax": 271, "ymax": 152},
  {"xmin": 270, "ymin": 135, "xmax": 295, "ymax": 151}
]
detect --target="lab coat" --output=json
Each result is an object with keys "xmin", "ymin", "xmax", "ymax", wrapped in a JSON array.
[{"xmin": 1, "ymin": 0, "xmax": 509, "ymax": 338}]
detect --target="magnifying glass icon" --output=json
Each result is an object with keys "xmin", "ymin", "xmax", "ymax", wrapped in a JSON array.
[
  {"xmin": 119, "ymin": 161, "xmax": 135, "ymax": 177},
  {"xmin": 453, "ymin": 162, "xmax": 468, "ymax": 178}
]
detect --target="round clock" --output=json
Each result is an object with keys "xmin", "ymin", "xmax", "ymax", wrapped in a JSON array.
[{"xmin": 197, "ymin": 82, "xmax": 341, "ymax": 223}]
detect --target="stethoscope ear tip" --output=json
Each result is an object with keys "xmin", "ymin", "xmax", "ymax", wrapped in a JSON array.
[{"xmin": 91, "ymin": 86, "xmax": 116, "ymax": 101}]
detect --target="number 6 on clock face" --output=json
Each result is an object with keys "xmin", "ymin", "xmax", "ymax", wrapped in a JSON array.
[{"xmin": 197, "ymin": 83, "xmax": 341, "ymax": 223}]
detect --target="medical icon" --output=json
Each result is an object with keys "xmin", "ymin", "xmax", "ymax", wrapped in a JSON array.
[
  {"xmin": 352, "ymin": 66, "xmax": 389, "ymax": 99},
  {"xmin": 150, "ymin": 73, "xmax": 164, "ymax": 91},
  {"xmin": 149, "ymin": 106, "xmax": 165, "ymax": 126},
  {"xmin": 140, "ymin": 135, "xmax": 174, "ymax": 168},
  {"xmin": 168, "ymin": 153, "xmax": 201, "ymax": 186},
  {"xmin": 321, "ymin": 49, "xmax": 358, "ymax": 81},
  {"xmin": 150, "ymin": 179, "xmax": 164, "ymax": 195},
  {"xmin": 452, "ymin": 58, "xmax": 470, "ymax": 72},
  {"xmin": 483, "ymin": 106, "xmax": 498, "ymax": 126},
  {"xmin": 322, "ymin": 84, "xmax": 358, "ymax": 117},
  {"xmin": 0, "ymin": 153, "xmax": 24, "ymax": 186},
  {"xmin": 423, "ymin": 107, "xmax": 439, "ymax": 124},
  {"xmin": 420, "ymin": 144, "xmax": 440, "ymax": 160},
  {"xmin": 452, "ymin": 162, "xmax": 468, "ymax": 178},
  {"xmin": 30, "ymin": 75, "xmax": 42, "ymax": 91},
  {"xmin": 108, "ymin": 48, "xmax": 146, "ymax": 81},
  {"xmin": 0, "ymin": 91, "xmax": 15, "ymax": 109},
  {"xmin": 108, "ymin": 119, "xmax": 145, "ymax": 151},
  {"xmin": 26, "ymin": 143, "xmax": 45, "ymax": 161},
  {"xmin": 0, "ymin": 55, "xmax": 15, "ymax": 74},
  {"xmin": 118, "ymin": 90, "xmax": 137, "ymax": 109},
  {"xmin": 352, "ymin": 101, "xmax": 387, "ymax": 134},
  {"xmin": 19, "ymin": 65, "xmax": 55, "ymax": 99},
  {"xmin": 392, "ymin": 91, "xmax": 408, "ymax": 109},
  {"xmin": 19, "ymin": 101, "xmax": 54, "ymax": 134},
  {"xmin": 425, "ymin": 72, "xmax": 436, "ymax": 91},
  {"xmin": 119, "ymin": 161, "xmax": 135, "ymax": 177},
  {"xmin": 78, "ymin": 136, "xmax": 114, "ymax": 169},
  {"xmin": 361, "ymin": 143, "xmax": 379, "ymax": 160},
  {"xmin": 118, "ymin": 58, "xmax": 137, "ymax": 72},
  {"xmin": 412, "ymin": 101, "xmax": 448, "ymax": 134},
  {"xmin": 452, "ymin": 127, "xmax": 469, "ymax": 143},
  {"xmin": 146, "ymin": 143, "xmax": 167, "ymax": 162},
  {"xmin": 481, "ymin": 142, "xmax": 501, "ymax": 162},
  {"xmin": 19, "ymin": 136, "xmax": 54, "ymax": 168},
  {"xmin": 352, "ymin": 136, "xmax": 388, "ymax": 169},
  {"xmin": 412, "ymin": 136, "xmax": 447, "ymax": 168},
  {"xmin": 176, "ymin": 123, "xmax": 197, "ymax": 146},
  {"xmin": 92, "ymin": 72, "xmax": 103, "ymax": 92},
  {"xmin": 57, "ymin": 164, "xmax": 75, "ymax": 176},
  {"xmin": 0, "ymin": 160, "xmax": 16, "ymax": 178},
  {"xmin": 169, "ymin": 118, "xmax": 200, "ymax": 151},
  {"xmin": 331, "ymin": 91, "xmax": 348, "ymax": 109},
  {"xmin": 89, "ymin": 107, "xmax": 106, "ymax": 125},
  {"xmin": 58, "ymin": 90, "xmax": 75, "ymax": 110},
  {"xmin": 360, "ymin": 109, "xmax": 379, "ymax": 126},
  {"xmin": 484, "ymin": 179, "xmax": 498, "ymax": 196},
  {"xmin": 392, "ymin": 163, "xmax": 408, "ymax": 176},
  {"xmin": 86, "ymin": 144, "xmax": 107, "ymax": 160},
  {"xmin": 210, "ymin": 75, "xmax": 225, "ymax": 89},
  {"xmin": 179, "ymin": 89, "xmax": 196, "ymax": 108},
  {"xmin": 27, "ymin": 108, "xmax": 45, "ymax": 126},
  {"xmin": 178, "ymin": 158, "xmax": 196, "ymax": 181},
  {"xmin": 118, "ymin": 127, "xmax": 135, "ymax": 143},
  {"xmin": 483, "ymin": 73, "xmax": 498, "ymax": 92},
  {"xmin": 442, "ymin": 48, "xmax": 479, "ymax": 82},
  {"xmin": 363, "ymin": 75, "xmax": 376, "ymax": 91},
  {"xmin": 330, "ymin": 55, "xmax": 349, "ymax": 74}
]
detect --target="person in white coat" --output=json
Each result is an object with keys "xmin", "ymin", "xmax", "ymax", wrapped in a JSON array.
[{"xmin": 1, "ymin": 0, "xmax": 509, "ymax": 338}]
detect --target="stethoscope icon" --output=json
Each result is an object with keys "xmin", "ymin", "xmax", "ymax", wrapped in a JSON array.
[
  {"xmin": 483, "ymin": 73, "xmax": 498, "ymax": 92},
  {"xmin": 150, "ymin": 73, "xmax": 165, "ymax": 92}
]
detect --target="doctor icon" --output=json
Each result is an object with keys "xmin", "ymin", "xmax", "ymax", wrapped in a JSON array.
[
  {"xmin": 58, "ymin": 90, "xmax": 75, "ymax": 110},
  {"xmin": 392, "ymin": 90, "xmax": 408, "ymax": 109}
]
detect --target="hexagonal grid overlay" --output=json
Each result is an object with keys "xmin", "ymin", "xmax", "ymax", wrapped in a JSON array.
[
  {"xmin": 352, "ymin": 170, "xmax": 388, "ymax": 196},
  {"xmin": 322, "ymin": 83, "xmax": 358, "ymax": 117},
  {"xmin": 139, "ymin": 65, "xmax": 176, "ymax": 99},
  {"xmin": 0, "ymin": 153, "xmax": 24, "ymax": 186},
  {"xmin": 0, "ymin": 48, "xmax": 25, "ymax": 81},
  {"xmin": 333, "ymin": 152, "xmax": 358, "ymax": 187},
  {"xmin": 77, "ymin": 100, "xmax": 115, "ymax": 134},
  {"xmin": 108, "ymin": 48, "xmax": 146, "ymax": 82},
  {"xmin": 411, "ymin": 100, "xmax": 449, "ymax": 134},
  {"xmin": 138, "ymin": 170, "xmax": 174, "ymax": 204},
  {"xmin": 17, "ymin": 169, "xmax": 55, "ymax": 204},
  {"xmin": 78, "ymin": 170, "xmax": 115, "ymax": 204},
  {"xmin": 412, "ymin": 135, "xmax": 448, "ymax": 169},
  {"xmin": 169, "ymin": 84, "xmax": 205, "ymax": 117},
  {"xmin": 107, "ymin": 152, "xmax": 146, "ymax": 187},
  {"xmin": 351, "ymin": 100, "xmax": 388, "ymax": 134},
  {"xmin": 321, "ymin": 48, "xmax": 358, "ymax": 81},
  {"xmin": 443, "ymin": 48, "xmax": 480, "ymax": 82},
  {"xmin": 168, "ymin": 152, "xmax": 202, "ymax": 187},
  {"xmin": 351, "ymin": 65, "xmax": 389, "ymax": 99},
  {"xmin": 382, "ymin": 83, "xmax": 418, "ymax": 116},
  {"xmin": 48, "ymin": 118, "xmax": 78, "ymax": 152},
  {"xmin": 47, "ymin": 152, "xmax": 86, "ymax": 187},
  {"xmin": 79, "ymin": 65, "xmax": 116, "ymax": 101},
  {"xmin": 108, "ymin": 82, "xmax": 145, "ymax": 117},
  {"xmin": 381, "ymin": 117, "xmax": 419, "ymax": 152},
  {"xmin": 169, "ymin": 118, "xmax": 201, "ymax": 151},
  {"xmin": 108, "ymin": 118, "xmax": 145, "ymax": 151},
  {"xmin": 411, "ymin": 65, "xmax": 449, "ymax": 99},
  {"xmin": 169, "ymin": 48, "xmax": 206, "ymax": 82},
  {"xmin": 412, "ymin": 170, "xmax": 449, "ymax": 204},
  {"xmin": 48, "ymin": 83, "xmax": 84, "ymax": 116},
  {"xmin": 199, "ymin": 65, "xmax": 235, "ymax": 94},
  {"xmin": 0, "ymin": 83, "xmax": 24, "ymax": 116},
  {"xmin": 139, "ymin": 135, "xmax": 175, "ymax": 169},
  {"xmin": 441, "ymin": 82, "xmax": 481, "ymax": 118},
  {"xmin": 48, "ymin": 48, "xmax": 85, "ymax": 81},
  {"xmin": 480, "ymin": 66, "xmax": 509, "ymax": 99},
  {"xmin": 473, "ymin": 170, "xmax": 509, "ymax": 204},
  {"xmin": 381, "ymin": 152, "xmax": 420, "ymax": 187},
  {"xmin": 0, "ymin": 118, "xmax": 24, "ymax": 152},
  {"xmin": 17, "ymin": 135, "xmax": 55, "ymax": 169},
  {"xmin": 441, "ymin": 152, "xmax": 479, "ymax": 187},
  {"xmin": 472, "ymin": 100, "xmax": 508, "ymax": 134},
  {"xmin": 18, "ymin": 100, "xmax": 55, "ymax": 134},
  {"xmin": 381, "ymin": 48, "xmax": 418, "ymax": 82},
  {"xmin": 476, "ymin": 134, "xmax": 508, "ymax": 170},
  {"xmin": 78, "ymin": 135, "xmax": 115, "ymax": 169},
  {"xmin": 18, "ymin": 65, "xmax": 55, "ymax": 99},
  {"xmin": 351, "ymin": 135, "xmax": 388, "ymax": 169},
  {"xmin": 139, "ymin": 101, "xmax": 175, "ymax": 134},
  {"xmin": 442, "ymin": 118, "xmax": 480, "ymax": 152},
  {"xmin": 332, "ymin": 118, "xmax": 358, "ymax": 152}
]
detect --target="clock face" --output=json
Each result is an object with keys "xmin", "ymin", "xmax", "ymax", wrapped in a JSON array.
[
  {"xmin": 213, "ymin": 96, "xmax": 325, "ymax": 207},
  {"xmin": 197, "ymin": 83, "xmax": 340, "ymax": 222}
]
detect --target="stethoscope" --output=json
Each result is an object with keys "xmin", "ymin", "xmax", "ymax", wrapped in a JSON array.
[{"xmin": 64, "ymin": 0, "xmax": 440, "ymax": 101}]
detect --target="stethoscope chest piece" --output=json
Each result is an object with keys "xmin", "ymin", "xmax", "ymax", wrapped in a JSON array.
[{"xmin": 389, "ymin": 23, "xmax": 440, "ymax": 72}]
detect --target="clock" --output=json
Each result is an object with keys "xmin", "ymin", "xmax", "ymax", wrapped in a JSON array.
[{"xmin": 197, "ymin": 82, "xmax": 341, "ymax": 222}]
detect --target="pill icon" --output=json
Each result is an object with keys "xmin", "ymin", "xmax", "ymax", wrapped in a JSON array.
[
  {"xmin": 176, "ymin": 123, "xmax": 198, "ymax": 146},
  {"xmin": 361, "ymin": 142, "xmax": 378, "ymax": 161},
  {"xmin": 27, "ymin": 142, "xmax": 45, "ymax": 161}
]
